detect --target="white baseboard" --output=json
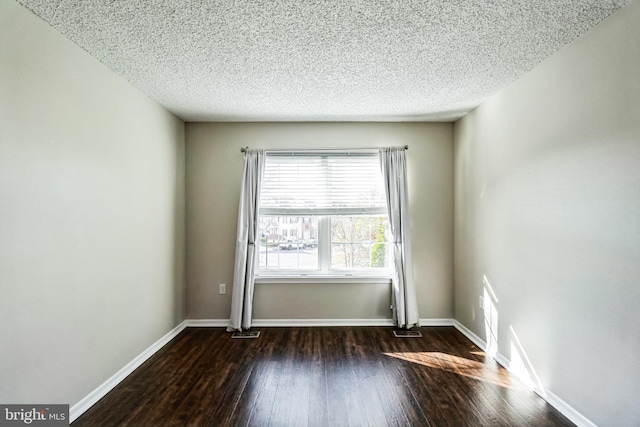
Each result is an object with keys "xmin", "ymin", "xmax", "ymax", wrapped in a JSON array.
[
  {"xmin": 70, "ymin": 320, "xmax": 187, "ymax": 423},
  {"xmin": 544, "ymin": 390, "xmax": 597, "ymax": 427},
  {"xmin": 185, "ymin": 318, "xmax": 455, "ymax": 328},
  {"xmin": 451, "ymin": 320, "xmax": 489, "ymax": 353},
  {"xmin": 183, "ymin": 318, "xmax": 396, "ymax": 327},
  {"xmin": 419, "ymin": 318, "xmax": 456, "ymax": 327},
  {"xmin": 184, "ymin": 319, "xmax": 228, "ymax": 327},
  {"xmin": 252, "ymin": 318, "xmax": 395, "ymax": 327},
  {"xmin": 452, "ymin": 320, "xmax": 595, "ymax": 427},
  {"xmin": 184, "ymin": 318, "xmax": 457, "ymax": 328}
]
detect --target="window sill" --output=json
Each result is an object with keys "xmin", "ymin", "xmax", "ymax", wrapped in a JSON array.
[{"xmin": 255, "ymin": 274, "xmax": 392, "ymax": 284}]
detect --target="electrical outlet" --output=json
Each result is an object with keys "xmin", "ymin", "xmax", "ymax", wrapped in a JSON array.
[
  {"xmin": 479, "ymin": 296, "xmax": 484, "ymax": 310},
  {"xmin": 219, "ymin": 283, "xmax": 226, "ymax": 294}
]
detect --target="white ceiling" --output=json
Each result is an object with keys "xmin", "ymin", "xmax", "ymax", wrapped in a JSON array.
[{"xmin": 16, "ymin": 0, "xmax": 629, "ymax": 122}]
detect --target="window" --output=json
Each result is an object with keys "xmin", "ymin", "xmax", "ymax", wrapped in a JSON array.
[
  {"xmin": 260, "ymin": 215, "xmax": 319, "ymax": 270},
  {"xmin": 331, "ymin": 215, "xmax": 388, "ymax": 270},
  {"xmin": 257, "ymin": 152, "xmax": 390, "ymax": 277}
]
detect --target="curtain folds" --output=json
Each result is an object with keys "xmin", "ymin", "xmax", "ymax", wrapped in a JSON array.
[
  {"xmin": 379, "ymin": 147, "xmax": 420, "ymax": 329},
  {"xmin": 227, "ymin": 149, "xmax": 265, "ymax": 332}
]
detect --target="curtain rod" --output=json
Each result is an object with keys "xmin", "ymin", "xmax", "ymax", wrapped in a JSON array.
[{"xmin": 240, "ymin": 145, "xmax": 408, "ymax": 153}]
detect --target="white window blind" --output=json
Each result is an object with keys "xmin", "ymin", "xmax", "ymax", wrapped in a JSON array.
[{"xmin": 260, "ymin": 153, "xmax": 386, "ymax": 216}]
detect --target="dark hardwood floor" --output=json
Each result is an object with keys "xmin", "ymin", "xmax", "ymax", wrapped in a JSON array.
[{"xmin": 72, "ymin": 327, "xmax": 574, "ymax": 427}]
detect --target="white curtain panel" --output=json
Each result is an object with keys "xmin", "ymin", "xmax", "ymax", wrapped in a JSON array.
[
  {"xmin": 227, "ymin": 149, "xmax": 265, "ymax": 332},
  {"xmin": 379, "ymin": 147, "xmax": 420, "ymax": 329}
]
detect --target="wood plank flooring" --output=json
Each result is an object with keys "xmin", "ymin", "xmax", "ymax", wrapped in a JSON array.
[{"xmin": 72, "ymin": 327, "xmax": 574, "ymax": 427}]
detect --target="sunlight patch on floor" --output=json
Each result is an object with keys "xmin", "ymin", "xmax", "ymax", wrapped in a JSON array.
[{"xmin": 383, "ymin": 351, "xmax": 526, "ymax": 390}]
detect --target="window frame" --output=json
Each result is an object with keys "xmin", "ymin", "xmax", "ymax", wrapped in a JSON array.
[{"xmin": 255, "ymin": 151, "xmax": 391, "ymax": 281}]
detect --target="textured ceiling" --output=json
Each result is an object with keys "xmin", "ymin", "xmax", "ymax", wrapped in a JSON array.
[{"xmin": 16, "ymin": 0, "xmax": 629, "ymax": 122}]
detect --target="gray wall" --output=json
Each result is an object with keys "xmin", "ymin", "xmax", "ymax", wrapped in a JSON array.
[
  {"xmin": 0, "ymin": 1, "xmax": 185, "ymax": 407},
  {"xmin": 453, "ymin": 1, "xmax": 640, "ymax": 425},
  {"xmin": 186, "ymin": 122, "xmax": 453, "ymax": 321}
]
